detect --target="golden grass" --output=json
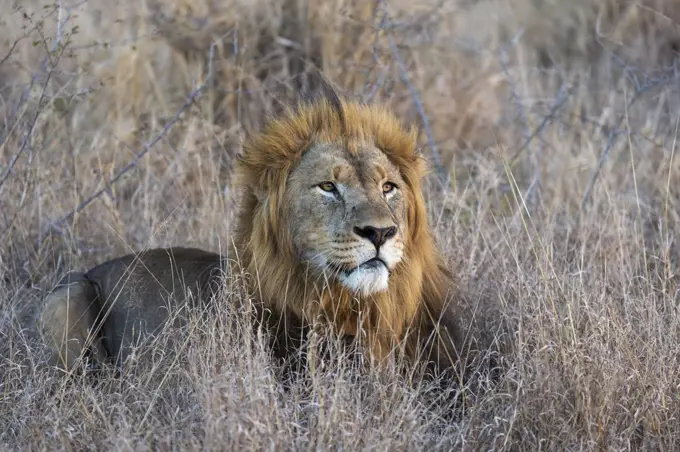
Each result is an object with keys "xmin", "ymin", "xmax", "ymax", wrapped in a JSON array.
[{"xmin": 2, "ymin": 0, "xmax": 680, "ymax": 449}]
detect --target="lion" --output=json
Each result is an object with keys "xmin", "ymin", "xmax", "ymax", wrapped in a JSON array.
[{"xmin": 37, "ymin": 74, "xmax": 463, "ymax": 377}]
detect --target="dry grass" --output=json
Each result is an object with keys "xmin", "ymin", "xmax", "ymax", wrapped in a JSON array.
[{"xmin": 2, "ymin": 0, "xmax": 680, "ymax": 449}]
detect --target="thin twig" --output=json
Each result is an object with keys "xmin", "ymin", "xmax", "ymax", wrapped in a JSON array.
[
  {"xmin": 0, "ymin": 1, "xmax": 75, "ymax": 169},
  {"xmin": 575, "ymin": 56, "xmax": 675, "ymax": 225},
  {"xmin": 0, "ymin": 71, "xmax": 34, "ymax": 148},
  {"xmin": 499, "ymin": 34, "xmax": 545, "ymax": 209},
  {"xmin": 578, "ymin": 130, "xmax": 619, "ymax": 213},
  {"xmin": 0, "ymin": 46, "xmax": 69, "ymax": 192},
  {"xmin": 499, "ymin": 35, "xmax": 529, "ymax": 143},
  {"xmin": 379, "ymin": 3, "xmax": 446, "ymax": 184},
  {"xmin": 506, "ymin": 84, "xmax": 572, "ymax": 166},
  {"xmin": 47, "ymin": 43, "xmax": 217, "ymax": 233},
  {"xmin": 0, "ymin": 38, "xmax": 22, "ymax": 68},
  {"xmin": 56, "ymin": 0, "xmax": 64, "ymax": 46},
  {"xmin": 577, "ymin": 83, "xmax": 662, "ymax": 214},
  {"xmin": 387, "ymin": 34, "xmax": 444, "ymax": 180},
  {"xmin": 363, "ymin": 64, "xmax": 389, "ymax": 104}
]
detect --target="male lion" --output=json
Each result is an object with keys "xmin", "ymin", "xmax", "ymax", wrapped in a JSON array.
[{"xmin": 37, "ymin": 74, "xmax": 462, "ymax": 376}]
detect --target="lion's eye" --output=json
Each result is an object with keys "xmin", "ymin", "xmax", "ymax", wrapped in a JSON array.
[
  {"xmin": 382, "ymin": 182, "xmax": 396, "ymax": 194},
  {"xmin": 318, "ymin": 181, "xmax": 337, "ymax": 192}
]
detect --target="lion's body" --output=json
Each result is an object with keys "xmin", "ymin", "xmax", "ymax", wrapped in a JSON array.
[
  {"xmin": 38, "ymin": 248, "xmax": 225, "ymax": 368},
  {"xmin": 38, "ymin": 75, "xmax": 462, "ymax": 375}
]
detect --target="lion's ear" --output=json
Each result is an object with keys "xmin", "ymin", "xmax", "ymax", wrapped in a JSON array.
[
  {"xmin": 296, "ymin": 70, "xmax": 343, "ymax": 106},
  {"xmin": 294, "ymin": 70, "xmax": 345, "ymax": 123}
]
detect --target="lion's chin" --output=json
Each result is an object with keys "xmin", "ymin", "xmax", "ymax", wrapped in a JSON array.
[{"xmin": 338, "ymin": 264, "xmax": 390, "ymax": 297}]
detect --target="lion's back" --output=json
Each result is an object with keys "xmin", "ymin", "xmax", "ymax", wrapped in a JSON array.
[{"xmin": 85, "ymin": 247, "xmax": 225, "ymax": 364}]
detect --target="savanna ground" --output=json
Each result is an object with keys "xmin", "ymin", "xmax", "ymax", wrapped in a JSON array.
[{"xmin": 1, "ymin": 0, "xmax": 680, "ymax": 450}]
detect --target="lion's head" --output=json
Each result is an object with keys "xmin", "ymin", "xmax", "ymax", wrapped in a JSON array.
[
  {"xmin": 286, "ymin": 136, "xmax": 409, "ymax": 297},
  {"xmin": 233, "ymin": 76, "xmax": 459, "ymax": 368}
]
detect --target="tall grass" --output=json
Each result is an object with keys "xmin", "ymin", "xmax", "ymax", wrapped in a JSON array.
[{"xmin": 1, "ymin": 0, "xmax": 680, "ymax": 449}]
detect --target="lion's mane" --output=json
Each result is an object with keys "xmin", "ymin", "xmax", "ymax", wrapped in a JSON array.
[{"xmin": 232, "ymin": 93, "xmax": 460, "ymax": 368}]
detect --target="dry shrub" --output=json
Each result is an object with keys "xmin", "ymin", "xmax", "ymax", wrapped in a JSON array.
[
  {"xmin": 2, "ymin": 0, "xmax": 680, "ymax": 449},
  {"xmin": 489, "ymin": 0, "xmax": 680, "ymax": 69}
]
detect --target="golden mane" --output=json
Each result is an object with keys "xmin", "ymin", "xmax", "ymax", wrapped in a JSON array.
[{"xmin": 233, "ymin": 96, "xmax": 459, "ymax": 368}]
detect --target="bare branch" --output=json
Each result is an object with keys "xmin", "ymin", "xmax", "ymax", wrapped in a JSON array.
[
  {"xmin": 0, "ymin": 70, "xmax": 56, "ymax": 190},
  {"xmin": 0, "ymin": 1, "xmax": 79, "ymax": 161},
  {"xmin": 578, "ymin": 130, "xmax": 619, "ymax": 213},
  {"xmin": 0, "ymin": 38, "xmax": 22, "ymax": 68},
  {"xmin": 379, "ymin": 3, "xmax": 446, "ymax": 185},
  {"xmin": 47, "ymin": 43, "xmax": 217, "ymax": 234},
  {"xmin": 506, "ymin": 84, "xmax": 572, "ymax": 165},
  {"xmin": 0, "ymin": 19, "xmax": 74, "ymax": 193},
  {"xmin": 578, "ymin": 73, "xmax": 671, "ymax": 214}
]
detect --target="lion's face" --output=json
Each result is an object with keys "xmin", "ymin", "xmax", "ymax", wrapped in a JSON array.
[{"xmin": 286, "ymin": 143, "xmax": 408, "ymax": 297}]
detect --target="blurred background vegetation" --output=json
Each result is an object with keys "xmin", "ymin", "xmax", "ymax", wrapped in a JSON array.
[{"xmin": 2, "ymin": 0, "xmax": 680, "ymax": 449}]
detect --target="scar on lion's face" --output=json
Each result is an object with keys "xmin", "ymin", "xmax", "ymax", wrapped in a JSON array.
[{"xmin": 286, "ymin": 142, "xmax": 408, "ymax": 296}]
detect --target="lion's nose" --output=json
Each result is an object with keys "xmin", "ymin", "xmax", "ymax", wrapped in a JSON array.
[{"xmin": 353, "ymin": 225, "xmax": 397, "ymax": 249}]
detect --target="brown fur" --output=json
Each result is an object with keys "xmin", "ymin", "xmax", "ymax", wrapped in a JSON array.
[{"xmin": 37, "ymin": 74, "xmax": 462, "ymax": 375}]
